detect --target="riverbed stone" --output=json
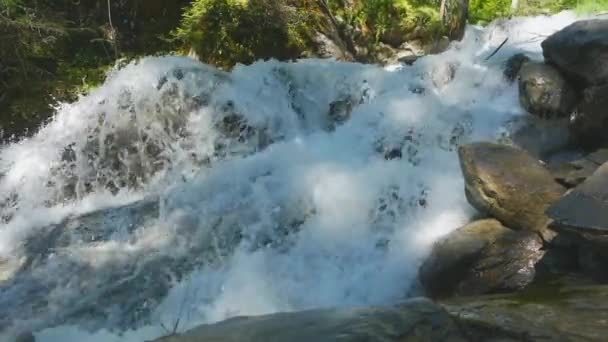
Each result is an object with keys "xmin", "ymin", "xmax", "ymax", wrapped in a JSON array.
[
  {"xmin": 548, "ymin": 162, "xmax": 608, "ymax": 235},
  {"xmin": 458, "ymin": 142, "xmax": 565, "ymax": 234},
  {"xmin": 570, "ymin": 84, "xmax": 608, "ymax": 149},
  {"xmin": 547, "ymin": 161, "xmax": 608, "ymax": 281},
  {"xmin": 518, "ymin": 61, "xmax": 578, "ymax": 119},
  {"xmin": 549, "ymin": 148, "xmax": 608, "ymax": 188},
  {"xmin": 419, "ymin": 219, "xmax": 545, "ymax": 298},
  {"xmin": 542, "ymin": 19, "xmax": 608, "ymax": 87}
]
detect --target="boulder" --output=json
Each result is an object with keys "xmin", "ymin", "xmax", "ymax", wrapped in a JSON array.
[
  {"xmin": 503, "ymin": 53, "xmax": 530, "ymax": 83},
  {"xmin": 152, "ymin": 285, "xmax": 608, "ymax": 342},
  {"xmin": 0, "ymin": 257, "xmax": 23, "ymax": 286},
  {"xmin": 570, "ymin": 84, "xmax": 608, "ymax": 149},
  {"xmin": 542, "ymin": 19, "xmax": 608, "ymax": 87},
  {"xmin": 549, "ymin": 148, "xmax": 608, "ymax": 188},
  {"xmin": 444, "ymin": 285, "xmax": 608, "ymax": 341},
  {"xmin": 549, "ymin": 162, "xmax": 608, "ymax": 234},
  {"xmin": 458, "ymin": 143, "xmax": 565, "ymax": 234},
  {"xmin": 419, "ymin": 219, "xmax": 545, "ymax": 298},
  {"xmin": 547, "ymin": 161, "xmax": 608, "ymax": 280},
  {"xmin": 151, "ymin": 298, "xmax": 515, "ymax": 342},
  {"xmin": 431, "ymin": 61, "xmax": 459, "ymax": 89},
  {"xmin": 518, "ymin": 62, "xmax": 578, "ymax": 119}
]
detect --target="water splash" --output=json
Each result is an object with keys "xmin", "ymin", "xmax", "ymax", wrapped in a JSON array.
[{"xmin": 0, "ymin": 11, "xmax": 579, "ymax": 341}]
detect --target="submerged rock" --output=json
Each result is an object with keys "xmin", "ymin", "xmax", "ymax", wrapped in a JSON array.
[
  {"xmin": 570, "ymin": 84, "xmax": 608, "ymax": 149},
  {"xmin": 542, "ymin": 19, "xmax": 608, "ymax": 87},
  {"xmin": 518, "ymin": 62, "xmax": 577, "ymax": 119},
  {"xmin": 419, "ymin": 219, "xmax": 545, "ymax": 298},
  {"xmin": 458, "ymin": 142, "xmax": 565, "ymax": 234},
  {"xmin": 431, "ymin": 61, "xmax": 459, "ymax": 89}
]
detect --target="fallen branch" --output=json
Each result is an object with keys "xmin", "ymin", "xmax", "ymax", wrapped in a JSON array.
[{"xmin": 485, "ymin": 37, "xmax": 509, "ymax": 61}]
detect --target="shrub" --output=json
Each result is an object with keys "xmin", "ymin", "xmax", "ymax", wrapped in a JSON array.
[{"xmin": 174, "ymin": 0, "xmax": 319, "ymax": 69}]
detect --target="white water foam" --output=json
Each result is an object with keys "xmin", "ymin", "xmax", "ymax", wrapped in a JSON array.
[{"xmin": 0, "ymin": 11, "xmax": 579, "ymax": 342}]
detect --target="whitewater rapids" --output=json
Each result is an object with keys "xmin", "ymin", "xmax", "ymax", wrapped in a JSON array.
[{"xmin": 0, "ymin": 12, "xmax": 579, "ymax": 341}]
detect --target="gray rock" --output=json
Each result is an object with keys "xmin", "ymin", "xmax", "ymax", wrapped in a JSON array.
[
  {"xmin": 431, "ymin": 61, "xmax": 459, "ymax": 89},
  {"xmin": 542, "ymin": 19, "xmax": 608, "ymax": 87},
  {"xmin": 548, "ymin": 162, "xmax": 608, "ymax": 281},
  {"xmin": 570, "ymin": 84, "xmax": 608, "ymax": 149},
  {"xmin": 509, "ymin": 115, "xmax": 571, "ymax": 159},
  {"xmin": 518, "ymin": 62, "xmax": 578, "ymax": 119},
  {"xmin": 549, "ymin": 148, "xmax": 608, "ymax": 188},
  {"xmin": 458, "ymin": 142, "xmax": 565, "ymax": 234},
  {"xmin": 503, "ymin": 53, "xmax": 530, "ymax": 82},
  {"xmin": 0, "ymin": 257, "xmax": 23, "ymax": 286},
  {"xmin": 15, "ymin": 332, "xmax": 35, "ymax": 342},
  {"xmin": 419, "ymin": 219, "xmax": 545, "ymax": 298},
  {"xmin": 151, "ymin": 298, "xmax": 510, "ymax": 342},
  {"xmin": 153, "ymin": 284, "xmax": 608, "ymax": 342},
  {"xmin": 444, "ymin": 284, "xmax": 608, "ymax": 341},
  {"xmin": 548, "ymin": 162, "xmax": 608, "ymax": 234}
]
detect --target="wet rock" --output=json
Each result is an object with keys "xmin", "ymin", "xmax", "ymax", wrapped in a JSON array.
[
  {"xmin": 151, "ymin": 298, "xmax": 507, "ymax": 342},
  {"xmin": 0, "ymin": 257, "xmax": 24, "ymax": 285},
  {"xmin": 15, "ymin": 332, "xmax": 35, "ymax": 342},
  {"xmin": 550, "ymin": 158, "xmax": 600, "ymax": 188},
  {"xmin": 458, "ymin": 143, "xmax": 565, "ymax": 233},
  {"xmin": 553, "ymin": 161, "xmax": 608, "ymax": 229},
  {"xmin": 547, "ymin": 162, "xmax": 608, "ymax": 280},
  {"xmin": 542, "ymin": 19, "xmax": 608, "ymax": 87},
  {"xmin": 518, "ymin": 62, "xmax": 578, "ymax": 119},
  {"xmin": 328, "ymin": 97, "xmax": 355, "ymax": 127},
  {"xmin": 419, "ymin": 219, "xmax": 545, "ymax": 298},
  {"xmin": 509, "ymin": 115, "xmax": 571, "ymax": 159},
  {"xmin": 549, "ymin": 148, "xmax": 608, "ymax": 188},
  {"xmin": 503, "ymin": 53, "xmax": 530, "ymax": 82},
  {"xmin": 431, "ymin": 61, "xmax": 459, "ymax": 89},
  {"xmin": 154, "ymin": 284, "xmax": 608, "ymax": 342},
  {"xmin": 444, "ymin": 284, "xmax": 608, "ymax": 341},
  {"xmin": 570, "ymin": 84, "xmax": 608, "ymax": 149}
]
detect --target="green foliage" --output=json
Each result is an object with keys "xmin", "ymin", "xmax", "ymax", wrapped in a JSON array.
[
  {"xmin": 469, "ymin": 0, "xmax": 510, "ymax": 24},
  {"xmin": 174, "ymin": 0, "xmax": 318, "ymax": 69},
  {"xmin": 329, "ymin": 0, "xmax": 444, "ymax": 43},
  {"xmin": 572, "ymin": 0, "xmax": 608, "ymax": 14},
  {"xmin": 469, "ymin": 0, "xmax": 608, "ymax": 24}
]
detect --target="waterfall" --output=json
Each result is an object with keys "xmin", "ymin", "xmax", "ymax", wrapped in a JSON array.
[{"xmin": 0, "ymin": 12, "xmax": 578, "ymax": 342}]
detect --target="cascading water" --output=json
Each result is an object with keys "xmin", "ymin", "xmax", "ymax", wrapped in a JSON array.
[{"xmin": 0, "ymin": 12, "xmax": 579, "ymax": 342}]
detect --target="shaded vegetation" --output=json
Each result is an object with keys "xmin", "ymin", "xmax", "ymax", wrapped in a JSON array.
[
  {"xmin": 173, "ymin": 0, "xmax": 323, "ymax": 69},
  {"xmin": 0, "ymin": 0, "xmax": 188, "ymax": 140},
  {"xmin": 2, "ymin": 0, "xmax": 607, "ymax": 140}
]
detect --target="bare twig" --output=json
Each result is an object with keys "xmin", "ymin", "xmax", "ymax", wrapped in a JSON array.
[
  {"xmin": 107, "ymin": 0, "xmax": 118, "ymax": 59},
  {"xmin": 485, "ymin": 37, "xmax": 508, "ymax": 61}
]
